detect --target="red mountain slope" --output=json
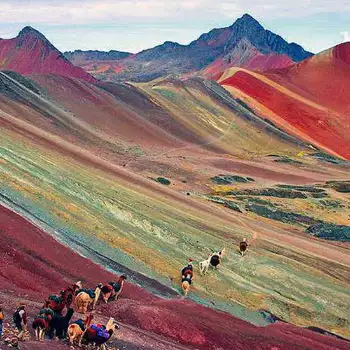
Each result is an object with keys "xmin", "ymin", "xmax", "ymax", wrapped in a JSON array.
[
  {"xmin": 220, "ymin": 42, "xmax": 350, "ymax": 160},
  {"xmin": 0, "ymin": 27, "xmax": 96, "ymax": 83},
  {"xmin": 267, "ymin": 42, "xmax": 350, "ymax": 114}
]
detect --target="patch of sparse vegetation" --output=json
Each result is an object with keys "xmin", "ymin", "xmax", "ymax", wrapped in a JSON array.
[
  {"xmin": 312, "ymin": 152, "xmax": 346, "ymax": 165},
  {"xmin": 306, "ymin": 223, "xmax": 350, "ymax": 242},
  {"xmin": 226, "ymin": 188, "xmax": 308, "ymax": 199},
  {"xmin": 154, "ymin": 177, "xmax": 171, "ymax": 185},
  {"xmin": 246, "ymin": 203, "xmax": 320, "ymax": 226},
  {"xmin": 318, "ymin": 200, "xmax": 345, "ymax": 209},
  {"xmin": 127, "ymin": 146, "xmax": 145, "ymax": 157},
  {"xmin": 310, "ymin": 192, "xmax": 329, "ymax": 198},
  {"xmin": 245, "ymin": 197, "xmax": 277, "ymax": 206},
  {"xmin": 206, "ymin": 196, "xmax": 242, "ymax": 213},
  {"xmin": 326, "ymin": 181, "xmax": 350, "ymax": 193},
  {"xmin": 211, "ymin": 174, "xmax": 254, "ymax": 185},
  {"xmin": 274, "ymin": 157, "xmax": 303, "ymax": 165},
  {"xmin": 277, "ymin": 185, "xmax": 325, "ymax": 193}
]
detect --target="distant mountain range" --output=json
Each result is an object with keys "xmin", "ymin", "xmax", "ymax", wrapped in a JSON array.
[
  {"xmin": 63, "ymin": 14, "xmax": 313, "ymax": 82},
  {"xmin": 0, "ymin": 14, "xmax": 313, "ymax": 83}
]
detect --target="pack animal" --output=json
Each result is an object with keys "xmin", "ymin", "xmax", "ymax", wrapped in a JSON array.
[
  {"xmin": 75, "ymin": 283, "xmax": 102, "ymax": 313},
  {"xmin": 199, "ymin": 248, "xmax": 226, "ymax": 275},
  {"xmin": 239, "ymin": 238, "xmax": 248, "ymax": 256},
  {"xmin": 32, "ymin": 303, "xmax": 54, "ymax": 341},
  {"xmin": 32, "ymin": 316, "xmax": 50, "ymax": 341},
  {"xmin": 83, "ymin": 317, "xmax": 120, "ymax": 350},
  {"xmin": 100, "ymin": 275, "xmax": 127, "ymax": 304},
  {"xmin": 67, "ymin": 314, "xmax": 93, "ymax": 346}
]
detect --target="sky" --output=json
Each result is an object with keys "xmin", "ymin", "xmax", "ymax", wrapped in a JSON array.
[{"xmin": 1, "ymin": 0, "xmax": 350, "ymax": 54}]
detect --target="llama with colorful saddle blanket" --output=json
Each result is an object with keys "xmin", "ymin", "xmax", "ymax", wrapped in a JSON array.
[
  {"xmin": 100, "ymin": 275, "xmax": 127, "ymax": 304},
  {"xmin": 75, "ymin": 284, "xmax": 103, "ymax": 313}
]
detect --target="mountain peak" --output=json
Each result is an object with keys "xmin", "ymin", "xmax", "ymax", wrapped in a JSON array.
[
  {"xmin": 17, "ymin": 26, "xmax": 54, "ymax": 49},
  {"xmin": 0, "ymin": 26, "xmax": 97, "ymax": 82},
  {"xmin": 232, "ymin": 13, "xmax": 263, "ymax": 30},
  {"xmin": 18, "ymin": 26, "xmax": 44, "ymax": 38},
  {"xmin": 241, "ymin": 13, "xmax": 257, "ymax": 21}
]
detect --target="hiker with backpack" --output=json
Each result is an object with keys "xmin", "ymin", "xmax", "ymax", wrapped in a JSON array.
[
  {"xmin": 0, "ymin": 307, "xmax": 4, "ymax": 338},
  {"xmin": 13, "ymin": 303, "xmax": 27, "ymax": 339}
]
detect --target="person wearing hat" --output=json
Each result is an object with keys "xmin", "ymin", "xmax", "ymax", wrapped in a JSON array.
[{"xmin": 13, "ymin": 303, "xmax": 27, "ymax": 339}]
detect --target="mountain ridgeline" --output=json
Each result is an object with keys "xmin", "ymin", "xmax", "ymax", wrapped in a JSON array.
[{"xmin": 63, "ymin": 14, "xmax": 313, "ymax": 82}]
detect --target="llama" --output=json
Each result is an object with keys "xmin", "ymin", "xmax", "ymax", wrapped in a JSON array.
[
  {"xmin": 67, "ymin": 313, "xmax": 93, "ymax": 346},
  {"xmin": 75, "ymin": 283, "xmax": 102, "ymax": 313},
  {"xmin": 199, "ymin": 248, "xmax": 225, "ymax": 275}
]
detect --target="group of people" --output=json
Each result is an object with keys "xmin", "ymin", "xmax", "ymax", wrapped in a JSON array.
[
  {"xmin": 0, "ymin": 240, "xmax": 250, "ymax": 344},
  {"xmin": 0, "ymin": 277, "xmax": 127, "ymax": 348},
  {"xmin": 180, "ymin": 239, "xmax": 249, "ymax": 296}
]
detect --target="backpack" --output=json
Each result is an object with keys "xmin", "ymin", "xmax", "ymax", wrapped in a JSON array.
[
  {"xmin": 13, "ymin": 309, "xmax": 21, "ymax": 324},
  {"xmin": 48, "ymin": 295, "xmax": 62, "ymax": 304},
  {"xmin": 0, "ymin": 311, "xmax": 4, "ymax": 320},
  {"xmin": 110, "ymin": 282, "xmax": 121, "ymax": 293}
]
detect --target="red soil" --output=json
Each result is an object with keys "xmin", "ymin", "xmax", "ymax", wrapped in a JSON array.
[
  {"xmin": 0, "ymin": 28, "xmax": 96, "ymax": 83},
  {"xmin": 267, "ymin": 42, "xmax": 350, "ymax": 115},
  {"xmin": 204, "ymin": 52, "xmax": 293, "ymax": 80},
  {"xmin": 1, "ymin": 204, "xmax": 349, "ymax": 350},
  {"xmin": 221, "ymin": 70, "xmax": 350, "ymax": 159}
]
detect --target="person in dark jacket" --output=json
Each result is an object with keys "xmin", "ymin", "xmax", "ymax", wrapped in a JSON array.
[
  {"xmin": 181, "ymin": 259, "xmax": 194, "ymax": 280},
  {"xmin": 13, "ymin": 303, "xmax": 27, "ymax": 340}
]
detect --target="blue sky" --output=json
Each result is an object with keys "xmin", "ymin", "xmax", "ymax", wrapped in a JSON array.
[{"xmin": 1, "ymin": 1, "xmax": 349, "ymax": 54}]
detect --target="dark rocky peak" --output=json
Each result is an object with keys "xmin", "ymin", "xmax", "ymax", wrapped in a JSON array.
[
  {"xmin": 232, "ymin": 13, "xmax": 264, "ymax": 30},
  {"xmin": 18, "ymin": 26, "xmax": 49, "ymax": 42},
  {"xmin": 16, "ymin": 26, "xmax": 56, "ymax": 50}
]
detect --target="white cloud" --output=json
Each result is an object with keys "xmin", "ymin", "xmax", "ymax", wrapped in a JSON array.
[
  {"xmin": 1, "ymin": 0, "xmax": 350, "ymax": 24},
  {"xmin": 1, "ymin": 1, "xmax": 349, "ymax": 53}
]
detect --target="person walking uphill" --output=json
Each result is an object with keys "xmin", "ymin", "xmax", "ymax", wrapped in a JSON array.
[
  {"xmin": 13, "ymin": 303, "xmax": 27, "ymax": 340},
  {"xmin": 181, "ymin": 259, "xmax": 194, "ymax": 297},
  {"xmin": 0, "ymin": 307, "xmax": 4, "ymax": 338},
  {"xmin": 181, "ymin": 258, "xmax": 194, "ymax": 280}
]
